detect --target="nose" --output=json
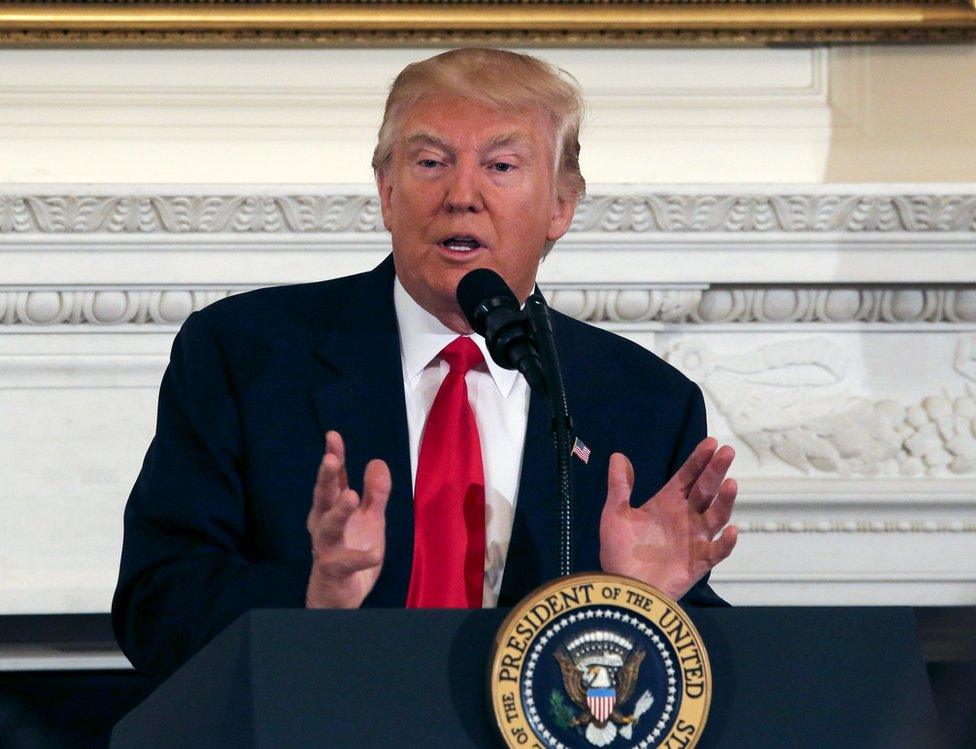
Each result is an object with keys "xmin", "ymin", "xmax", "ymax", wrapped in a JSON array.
[{"xmin": 444, "ymin": 160, "xmax": 484, "ymax": 213}]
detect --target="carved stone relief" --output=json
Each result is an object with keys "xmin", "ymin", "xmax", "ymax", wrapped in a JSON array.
[{"xmin": 665, "ymin": 335, "xmax": 976, "ymax": 477}]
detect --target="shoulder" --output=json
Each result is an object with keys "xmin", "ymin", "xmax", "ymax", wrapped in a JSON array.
[
  {"xmin": 193, "ymin": 272, "xmax": 360, "ymax": 329},
  {"xmin": 174, "ymin": 270, "xmax": 368, "ymax": 349},
  {"xmin": 161, "ymin": 270, "xmax": 375, "ymax": 388},
  {"xmin": 551, "ymin": 308, "xmax": 698, "ymax": 400}
]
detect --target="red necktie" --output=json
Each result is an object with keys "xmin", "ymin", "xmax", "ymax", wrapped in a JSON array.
[{"xmin": 406, "ymin": 336, "xmax": 486, "ymax": 608}]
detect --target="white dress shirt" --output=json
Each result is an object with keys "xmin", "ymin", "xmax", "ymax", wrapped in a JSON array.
[{"xmin": 393, "ymin": 277, "xmax": 531, "ymax": 607}]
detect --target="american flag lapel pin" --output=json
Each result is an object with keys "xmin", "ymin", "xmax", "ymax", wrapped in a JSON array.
[{"xmin": 571, "ymin": 437, "xmax": 591, "ymax": 464}]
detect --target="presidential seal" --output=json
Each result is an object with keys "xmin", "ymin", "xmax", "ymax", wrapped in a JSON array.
[{"xmin": 489, "ymin": 574, "xmax": 711, "ymax": 749}]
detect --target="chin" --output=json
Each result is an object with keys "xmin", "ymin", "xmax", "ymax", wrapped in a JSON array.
[
  {"xmin": 439, "ymin": 263, "xmax": 481, "ymax": 289},
  {"xmin": 410, "ymin": 272, "xmax": 465, "ymax": 313}
]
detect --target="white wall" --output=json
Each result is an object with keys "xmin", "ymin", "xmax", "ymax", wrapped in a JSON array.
[
  {"xmin": 0, "ymin": 46, "xmax": 831, "ymax": 183},
  {"xmin": 3, "ymin": 45, "xmax": 976, "ymax": 185}
]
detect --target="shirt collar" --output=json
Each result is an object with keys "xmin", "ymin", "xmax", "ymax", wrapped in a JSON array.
[{"xmin": 393, "ymin": 275, "xmax": 521, "ymax": 399}]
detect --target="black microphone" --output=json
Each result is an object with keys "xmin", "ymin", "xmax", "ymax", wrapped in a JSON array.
[{"xmin": 456, "ymin": 269, "xmax": 548, "ymax": 395}]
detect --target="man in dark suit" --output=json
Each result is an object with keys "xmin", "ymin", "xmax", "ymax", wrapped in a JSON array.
[{"xmin": 113, "ymin": 48, "xmax": 738, "ymax": 677}]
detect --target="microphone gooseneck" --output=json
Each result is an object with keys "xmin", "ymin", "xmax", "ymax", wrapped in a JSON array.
[
  {"xmin": 456, "ymin": 269, "xmax": 548, "ymax": 396},
  {"xmin": 526, "ymin": 288, "xmax": 574, "ymax": 578},
  {"xmin": 456, "ymin": 268, "xmax": 576, "ymax": 578}
]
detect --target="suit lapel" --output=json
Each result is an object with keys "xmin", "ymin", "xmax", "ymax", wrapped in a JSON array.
[{"xmin": 309, "ymin": 256, "xmax": 415, "ymax": 606}]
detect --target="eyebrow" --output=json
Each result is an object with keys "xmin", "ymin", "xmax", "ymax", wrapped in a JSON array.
[
  {"xmin": 483, "ymin": 132, "xmax": 533, "ymax": 153},
  {"xmin": 404, "ymin": 130, "xmax": 534, "ymax": 157},
  {"xmin": 405, "ymin": 131, "xmax": 452, "ymax": 153}
]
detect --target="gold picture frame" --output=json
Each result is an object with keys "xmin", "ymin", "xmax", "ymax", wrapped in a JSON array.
[{"xmin": 0, "ymin": 0, "xmax": 974, "ymax": 47}]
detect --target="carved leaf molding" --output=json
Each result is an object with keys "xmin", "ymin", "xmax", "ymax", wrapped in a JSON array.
[{"xmin": 2, "ymin": 193, "xmax": 976, "ymax": 234}]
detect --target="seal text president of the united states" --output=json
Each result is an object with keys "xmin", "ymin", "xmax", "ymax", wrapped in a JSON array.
[{"xmin": 113, "ymin": 48, "xmax": 739, "ymax": 677}]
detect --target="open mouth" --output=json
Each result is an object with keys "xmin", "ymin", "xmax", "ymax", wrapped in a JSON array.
[{"xmin": 438, "ymin": 235, "xmax": 486, "ymax": 253}]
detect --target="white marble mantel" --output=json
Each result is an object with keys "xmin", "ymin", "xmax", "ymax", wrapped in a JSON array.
[{"xmin": 1, "ymin": 183, "xmax": 975, "ymax": 615}]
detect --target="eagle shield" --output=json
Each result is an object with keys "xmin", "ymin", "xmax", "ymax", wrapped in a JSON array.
[{"xmin": 586, "ymin": 688, "xmax": 616, "ymax": 724}]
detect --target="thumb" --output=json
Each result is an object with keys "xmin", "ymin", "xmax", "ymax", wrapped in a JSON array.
[
  {"xmin": 605, "ymin": 452, "xmax": 635, "ymax": 512},
  {"xmin": 361, "ymin": 458, "xmax": 392, "ymax": 515}
]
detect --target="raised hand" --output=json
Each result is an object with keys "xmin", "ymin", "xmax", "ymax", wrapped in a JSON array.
[
  {"xmin": 599, "ymin": 437, "xmax": 738, "ymax": 600},
  {"xmin": 305, "ymin": 430, "xmax": 391, "ymax": 608}
]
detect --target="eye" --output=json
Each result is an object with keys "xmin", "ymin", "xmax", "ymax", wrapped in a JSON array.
[
  {"xmin": 491, "ymin": 162, "xmax": 515, "ymax": 173},
  {"xmin": 418, "ymin": 159, "xmax": 441, "ymax": 169}
]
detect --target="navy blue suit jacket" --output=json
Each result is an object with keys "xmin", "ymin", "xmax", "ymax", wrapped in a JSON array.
[{"xmin": 112, "ymin": 254, "xmax": 725, "ymax": 677}]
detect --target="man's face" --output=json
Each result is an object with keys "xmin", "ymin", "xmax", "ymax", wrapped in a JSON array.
[{"xmin": 377, "ymin": 95, "xmax": 576, "ymax": 331}]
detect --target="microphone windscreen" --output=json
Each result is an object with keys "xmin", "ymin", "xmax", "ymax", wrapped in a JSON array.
[{"xmin": 456, "ymin": 268, "xmax": 518, "ymax": 331}]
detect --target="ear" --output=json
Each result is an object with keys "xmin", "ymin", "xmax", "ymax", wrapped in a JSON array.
[
  {"xmin": 376, "ymin": 170, "xmax": 394, "ymax": 232},
  {"xmin": 546, "ymin": 184, "xmax": 576, "ymax": 243}
]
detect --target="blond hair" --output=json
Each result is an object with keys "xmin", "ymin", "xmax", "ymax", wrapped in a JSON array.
[{"xmin": 371, "ymin": 48, "xmax": 586, "ymax": 203}]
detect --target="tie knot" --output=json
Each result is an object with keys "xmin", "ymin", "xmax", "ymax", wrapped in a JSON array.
[{"xmin": 440, "ymin": 336, "xmax": 484, "ymax": 374}]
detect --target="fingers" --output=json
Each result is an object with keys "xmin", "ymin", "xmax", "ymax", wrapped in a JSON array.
[
  {"xmin": 317, "ymin": 489, "xmax": 359, "ymax": 546},
  {"xmin": 703, "ymin": 478, "xmax": 737, "ymax": 535},
  {"xmin": 361, "ymin": 459, "xmax": 392, "ymax": 515},
  {"xmin": 605, "ymin": 453, "xmax": 635, "ymax": 513},
  {"xmin": 311, "ymin": 481, "xmax": 384, "ymax": 577},
  {"xmin": 312, "ymin": 431, "xmax": 348, "ymax": 515},
  {"xmin": 326, "ymin": 430, "xmax": 349, "ymax": 491},
  {"xmin": 687, "ymin": 444, "xmax": 735, "ymax": 513},
  {"xmin": 664, "ymin": 437, "xmax": 718, "ymax": 496},
  {"xmin": 705, "ymin": 525, "xmax": 738, "ymax": 566}
]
